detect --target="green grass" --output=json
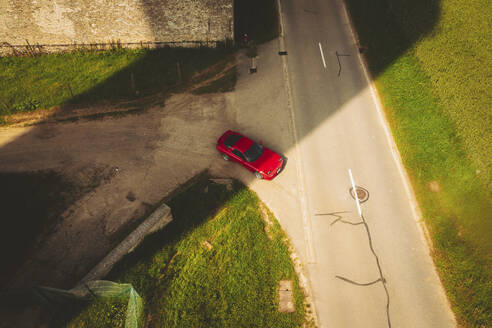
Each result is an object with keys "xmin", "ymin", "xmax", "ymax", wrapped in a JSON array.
[
  {"xmin": 67, "ymin": 298, "xmax": 128, "ymax": 328},
  {"xmin": 64, "ymin": 174, "xmax": 306, "ymax": 328},
  {"xmin": 0, "ymin": 0, "xmax": 280, "ymax": 117},
  {"xmin": 376, "ymin": 53, "xmax": 491, "ymax": 327},
  {"xmin": 0, "ymin": 47, "xmax": 234, "ymax": 116},
  {"xmin": 414, "ymin": 0, "xmax": 492, "ymax": 187},
  {"xmin": 345, "ymin": 0, "xmax": 492, "ymax": 326}
]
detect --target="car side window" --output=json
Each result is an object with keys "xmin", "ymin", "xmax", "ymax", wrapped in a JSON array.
[{"xmin": 232, "ymin": 149, "xmax": 246, "ymax": 161}]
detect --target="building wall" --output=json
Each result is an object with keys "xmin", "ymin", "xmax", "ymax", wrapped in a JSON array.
[{"xmin": 0, "ymin": 0, "xmax": 233, "ymax": 48}]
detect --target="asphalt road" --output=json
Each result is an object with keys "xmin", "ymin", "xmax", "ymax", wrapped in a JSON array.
[
  {"xmin": 277, "ymin": 0, "xmax": 457, "ymax": 326},
  {"xmin": 0, "ymin": 1, "xmax": 457, "ymax": 324}
]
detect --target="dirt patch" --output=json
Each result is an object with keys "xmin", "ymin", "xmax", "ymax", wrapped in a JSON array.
[
  {"xmin": 0, "ymin": 89, "xmax": 239, "ymax": 294},
  {"xmin": 0, "ymin": 57, "xmax": 236, "ymax": 128},
  {"xmin": 0, "ymin": 101, "xmax": 146, "ymax": 127},
  {"xmin": 0, "ymin": 166, "xmax": 116, "ymax": 288},
  {"xmin": 126, "ymin": 191, "xmax": 137, "ymax": 202},
  {"xmin": 259, "ymin": 202, "xmax": 274, "ymax": 240},
  {"xmin": 429, "ymin": 180, "xmax": 441, "ymax": 193},
  {"xmin": 0, "ymin": 170, "xmax": 75, "ymax": 284}
]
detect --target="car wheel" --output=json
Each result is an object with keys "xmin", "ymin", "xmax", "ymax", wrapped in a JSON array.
[
  {"xmin": 222, "ymin": 153, "xmax": 230, "ymax": 161},
  {"xmin": 255, "ymin": 172, "xmax": 264, "ymax": 179}
]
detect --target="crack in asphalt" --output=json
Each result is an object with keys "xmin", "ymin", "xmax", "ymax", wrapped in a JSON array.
[
  {"xmin": 359, "ymin": 213, "xmax": 391, "ymax": 328},
  {"xmin": 331, "ymin": 218, "xmax": 364, "ymax": 226},
  {"xmin": 321, "ymin": 211, "xmax": 392, "ymax": 328},
  {"xmin": 335, "ymin": 275, "xmax": 384, "ymax": 286},
  {"xmin": 303, "ymin": 9, "xmax": 318, "ymax": 15},
  {"xmin": 314, "ymin": 211, "xmax": 363, "ymax": 226},
  {"xmin": 335, "ymin": 51, "xmax": 351, "ymax": 77},
  {"xmin": 315, "ymin": 211, "xmax": 349, "ymax": 217}
]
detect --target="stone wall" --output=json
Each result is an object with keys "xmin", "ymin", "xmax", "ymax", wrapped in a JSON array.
[{"xmin": 0, "ymin": 0, "xmax": 233, "ymax": 54}]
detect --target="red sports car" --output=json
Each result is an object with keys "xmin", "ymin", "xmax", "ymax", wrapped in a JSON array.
[{"xmin": 217, "ymin": 130, "xmax": 284, "ymax": 180}]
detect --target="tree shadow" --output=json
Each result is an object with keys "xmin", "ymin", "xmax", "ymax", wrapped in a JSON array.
[
  {"xmin": 0, "ymin": 167, "xmax": 116, "ymax": 288},
  {"xmin": 344, "ymin": 0, "xmax": 440, "ymax": 76},
  {"xmin": 1, "ymin": 172, "xmax": 247, "ymax": 327},
  {"xmin": 65, "ymin": 47, "xmax": 234, "ymax": 108},
  {"xmin": 0, "ymin": 0, "xmax": 441, "ymax": 326}
]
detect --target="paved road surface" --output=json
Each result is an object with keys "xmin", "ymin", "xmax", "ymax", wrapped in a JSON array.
[{"xmin": 277, "ymin": 0, "xmax": 457, "ymax": 326}]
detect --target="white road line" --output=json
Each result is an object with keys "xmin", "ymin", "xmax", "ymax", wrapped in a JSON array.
[
  {"xmin": 348, "ymin": 169, "xmax": 362, "ymax": 217},
  {"xmin": 339, "ymin": 0, "xmax": 420, "ymax": 226},
  {"xmin": 340, "ymin": 0, "xmax": 457, "ymax": 323},
  {"xmin": 318, "ymin": 42, "xmax": 327, "ymax": 68},
  {"xmin": 340, "ymin": 0, "xmax": 424, "ymax": 254}
]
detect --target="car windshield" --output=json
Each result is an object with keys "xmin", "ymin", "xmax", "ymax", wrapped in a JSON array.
[
  {"xmin": 244, "ymin": 142, "xmax": 264, "ymax": 162},
  {"xmin": 224, "ymin": 134, "xmax": 242, "ymax": 148}
]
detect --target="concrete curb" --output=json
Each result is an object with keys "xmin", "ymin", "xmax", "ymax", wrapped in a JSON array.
[
  {"xmin": 78, "ymin": 203, "xmax": 173, "ymax": 285},
  {"xmin": 276, "ymin": 0, "xmax": 319, "ymax": 326}
]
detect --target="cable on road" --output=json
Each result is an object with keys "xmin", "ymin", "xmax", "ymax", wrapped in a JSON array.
[
  {"xmin": 360, "ymin": 213, "xmax": 392, "ymax": 328},
  {"xmin": 335, "ymin": 276, "xmax": 384, "ymax": 286},
  {"xmin": 331, "ymin": 212, "xmax": 392, "ymax": 327},
  {"xmin": 323, "ymin": 209, "xmax": 392, "ymax": 326},
  {"xmin": 335, "ymin": 51, "xmax": 351, "ymax": 76},
  {"xmin": 314, "ymin": 211, "xmax": 363, "ymax": 226},
  {"xmin": 330, "ymin": 218, "xmax": 363, "ymax": 226}
]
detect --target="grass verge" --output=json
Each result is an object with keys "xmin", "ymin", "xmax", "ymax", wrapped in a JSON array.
[
  {"xmin": 0, "ymin": 0, "xmax": 280, "ymax": 121},
  {"xmin": 64, "ymin": 174, "xmax": 307, "ymax": 327},
  {"xmin": 344, "ymin": 0, "xmax": 491, "ymax": 326},
  {"xmin": 0, "ymin": 46, "xmax": 234, "ymax": 117}
]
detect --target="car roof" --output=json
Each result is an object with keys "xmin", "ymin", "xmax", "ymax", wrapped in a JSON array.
[{"xmin": 234, "ymin": 135, "xmax": 254, "ymax": 152}]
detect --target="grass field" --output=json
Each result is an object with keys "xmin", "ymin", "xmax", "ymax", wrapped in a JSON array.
[
  {"xmin": 344, "ymin": 0, "xmax": 491, "ymax": 326},
  {"xmin": 414, "ymin": 0, "xmax": 492, "ymax": 187},
  {"xmin": 64, "ymin": 174, "xmax": 307, "ymax": 328},
  {"xmin": 0, "ymin": 0, "xmax": 279, "ymax": 121},
  {"xmin": 0, "ymin": 47, "xmax": 234, "ymax": 117}
]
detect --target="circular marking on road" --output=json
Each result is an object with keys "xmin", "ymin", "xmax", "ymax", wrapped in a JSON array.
[{"xmin": 349, "ymin": 186, "xmax": 369, "ymax": 203}]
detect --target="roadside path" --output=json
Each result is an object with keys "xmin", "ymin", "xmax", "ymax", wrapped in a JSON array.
[{"xmin": 269, "ymin": 0, "xmax": 457, "ymax": 326}]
